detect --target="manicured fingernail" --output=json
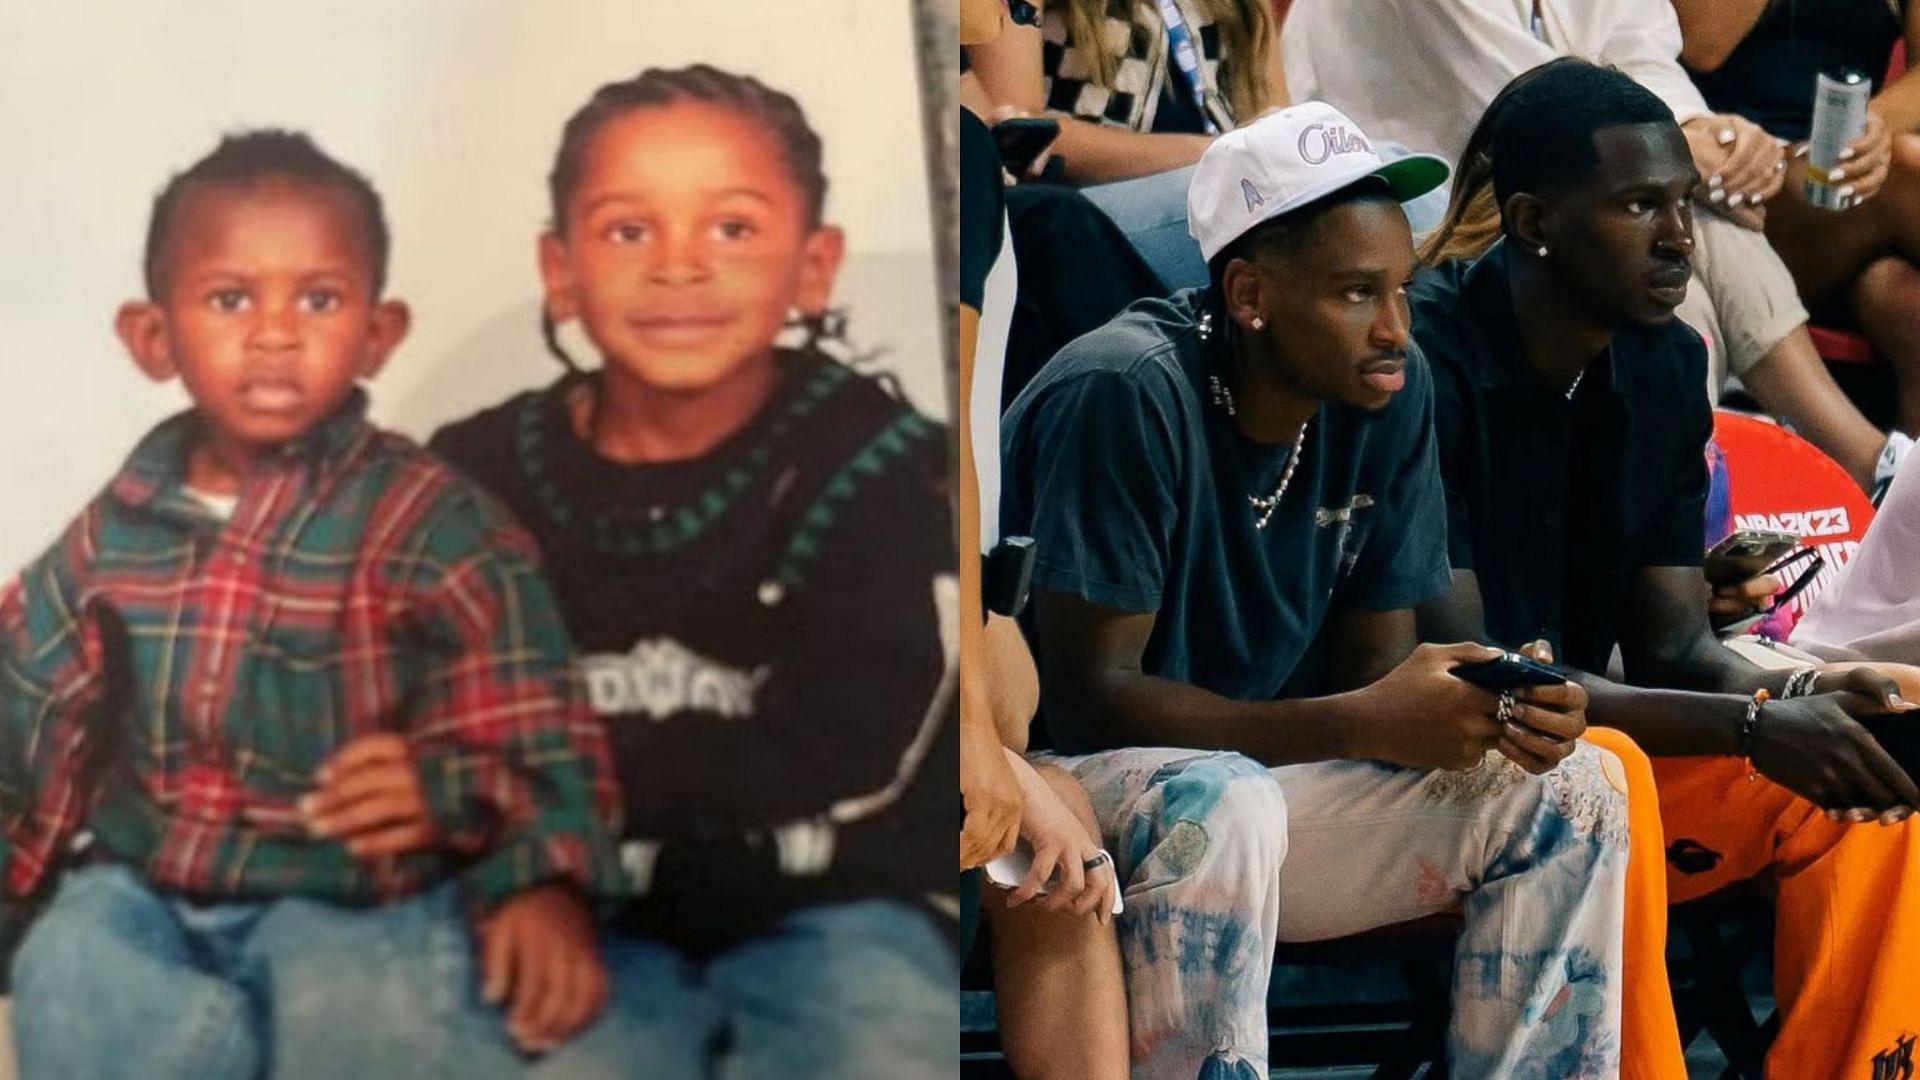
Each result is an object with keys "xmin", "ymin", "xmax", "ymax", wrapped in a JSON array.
[
  {"xmin": 1709, "ymin": 173, "xmax": 1724, "ymax": 187},
  {"xmin": 1850, "ymin": 808, "xmax": 1877, "ymax": 823},
  {"xmin": 1839, "ymin": 185, "xmax": 1857, "ymax": 200},
  {"xmin": 1708, "ymin": 188, "xmax": 1727, "ymax": 204},
  {"xmin": 1717, "ymin": 128, "xmax": 1735, "ymax": 145},
  {"xmin": 1827, "ymin": 809, "xmax": 1845, "ymax": 821},
  {"xmin": 1728, "ymin": 193, "xmax": 1745, "ymax": 207},
  {"xmin": 1881, "ymin": 808, "xmax": 1911, "ymax": 825},
  {"xmin": 1841, "ymin": 147, "xmax": 1857, "ymax": 161},
  {"xmin": 1831, "ymin": 168, "xmax": 1847, "ymax": 182}
]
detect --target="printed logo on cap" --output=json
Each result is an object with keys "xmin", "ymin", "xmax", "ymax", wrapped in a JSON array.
[
  {"xmin": 1297, "ymin": 122, "xmax": 1371, "ymax": 165},
  {"xmin": 1241, "ymin": 178, "xmax": 1265, "ymax": 212}
]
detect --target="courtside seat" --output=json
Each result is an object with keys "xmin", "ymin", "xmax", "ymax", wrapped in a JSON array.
[{"xmin": 1711, "ymin": 409, "xmax": 1875, "ymax": 643}]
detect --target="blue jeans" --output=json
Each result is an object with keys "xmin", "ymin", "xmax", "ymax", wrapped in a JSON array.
[
  {"xmin": 1081, "ymin": 165, "xmax": 1208, "ymax": 292},
  {"xmin": 9, "ymin": 863, "xmax": 534, "ymax": 1080},
  {"xmin": 526, "ymin": 900, "xmax": 957, "ymax": 1080}
]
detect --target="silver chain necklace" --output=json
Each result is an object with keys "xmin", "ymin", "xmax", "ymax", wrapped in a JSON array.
[
  {"xmin": 1247, "ymin": 415, "xmax": 1310, "ymax": 529},
  {"xmin": 1565, "ymin": 368, "xmax": 1585, "ymax": 400},
  {"xmin": 1201, "ymin": 312, "xmax": 1309, "ymax": 530}
]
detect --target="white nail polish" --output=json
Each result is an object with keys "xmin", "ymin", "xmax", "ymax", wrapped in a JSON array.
[{"xmin": 1708, "ymin": 188, "xmax": 1726, "ymax": 204}]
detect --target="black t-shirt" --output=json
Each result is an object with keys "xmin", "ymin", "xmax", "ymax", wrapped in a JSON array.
[
  {"xmin": 1688, "ymin": 0, "xmax": 1903, "ymax": 142},
  {"xmin": 1411, "ymin": 242, "xmax": 1713, "ymax": 675},
  {"xmin": 1000, "ymin": 288, "xmax": 1451, "ymax": 711},
  {"xmin": 1151, "ymin": 55, "xmax": 1208, "ymax": 135},
  {"xmin": 960, "ymin": 109, "xmax": 1007, "ymax": 313},
  {"xmin": 962, "ymin": 110, "xmax": 1017, "ymax": 555},
  {"xmin": 430, "ymin": 352, "xmax": 957, "ymax": 949}
]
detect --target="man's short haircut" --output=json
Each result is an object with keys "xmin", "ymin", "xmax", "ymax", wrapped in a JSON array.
[
  {"xmin": 1207, "ymin": 180, "xmax": 1397, "ymax": 288},
  {"xmin": 142, "ymin": 129, "xmax": 390, "ymax": 299},
  {"xmin": 1487, "ymin": 60, "xmax": 1677, "ymax": 210}
]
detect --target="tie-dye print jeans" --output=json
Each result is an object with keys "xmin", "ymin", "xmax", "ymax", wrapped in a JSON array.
[{"xmin": 1042, "ymin": 742, "xmax": 1631, "ymax": 1080}]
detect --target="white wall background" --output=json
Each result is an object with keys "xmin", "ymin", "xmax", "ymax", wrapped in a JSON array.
[{"xmin": 0, "ymin": 0, "xmax": 941, "ymax": 572}]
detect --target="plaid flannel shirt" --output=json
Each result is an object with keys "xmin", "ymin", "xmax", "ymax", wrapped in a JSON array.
[{"xmin": 0, "ymin": 392, "xmax": 623, "ymax": 941}]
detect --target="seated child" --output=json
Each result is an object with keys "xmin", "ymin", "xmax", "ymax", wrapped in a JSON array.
[
  {"xmin": 0, "ymin": 130, "xmax": 625, "ymax": 1079},
  {"xmin": 424, "ymin": 66, "xmax": 959, "ymax": 1078}
]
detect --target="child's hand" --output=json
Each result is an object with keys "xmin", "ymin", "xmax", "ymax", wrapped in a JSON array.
[
  {"xmin": 479, "ymin": 884, "xmax": 610, "ymax": 1054},
  {"xmin": 302, "ymin": 733, "xmax": 438, "ymax": 858}
]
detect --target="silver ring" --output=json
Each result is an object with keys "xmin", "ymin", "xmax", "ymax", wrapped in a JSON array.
[
  {"xmin": 1497, "ymin": 691, "xmax": 1516, "ymax": 725},
  {"xmin": 1082, "ymin": 850, "xmax": 1112, "ymax": 872}
]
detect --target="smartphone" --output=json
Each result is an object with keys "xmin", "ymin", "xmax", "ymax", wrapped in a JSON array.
[
  {"xmin": 1703, "ymin": 528, "xmax": 1801, "ymax": 587},
  {"xmin": 983, "ymin": 535, "xmax": 1037, "ymax": 619},
  {"xmin": 984, "ymin": 843, "xmax": 1124, "ymax": 915},
  {"xmin": 993, "ymin": 116, "xmax": 1060, "ymax": 176},
  {"xmin": 1452, "ymin": 651, "xmax": 1571, "ymax": 690}
]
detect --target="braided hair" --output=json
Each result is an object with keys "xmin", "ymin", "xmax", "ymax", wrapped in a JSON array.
[{"xmin": 541, "ymin": 64, "xmax": 855, "ymax": 373}]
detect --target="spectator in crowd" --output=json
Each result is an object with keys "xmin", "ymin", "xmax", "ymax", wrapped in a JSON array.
[
  {"xmin": 1411, "ymin": 59, "xmax": 1920, "ymax": 1080},
  {"xmin": 1677, "ymin": 0, "xmax": 1920, "ymax": 437},
  {"xmin": 967, "ymin": 0, "xmax": 1288, "ymax": 289},
  {"xmin": 1285, "ymin": 0, "xmax": 1913, "ymax": 494},
  {"xmin": 1001, "ymin": 100, "xmax": 1631, "ymax": 1080},
  {"xmin": 960, "ymin": 3, "xmax": 1130, "ymax": 1077}
]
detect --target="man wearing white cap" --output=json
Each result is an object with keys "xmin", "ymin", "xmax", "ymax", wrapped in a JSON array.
[{"xmin": 1000, "ymin": 102, "xmax": 1630, "ymax": 1079}]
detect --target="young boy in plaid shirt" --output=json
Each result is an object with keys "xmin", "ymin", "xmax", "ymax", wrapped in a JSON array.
[{"xmin": 0, "ymin": 130, "xmax": 625, "ymax": 1078}]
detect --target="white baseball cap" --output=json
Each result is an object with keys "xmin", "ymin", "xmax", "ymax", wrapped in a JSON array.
[{"xmin": 1187, "ymin": 101, "xmax": 1450, "ymax": 263}]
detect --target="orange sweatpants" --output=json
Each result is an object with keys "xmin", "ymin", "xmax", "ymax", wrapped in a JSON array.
[
  {"xmin": 1582, "ymin": 727, "xmax": 1687, "ymax": 1080},
  {"xmin": 1648, "ymin": 750, "xmax": 1920, "ymax": 1080},
  {"xmin": 1589, "ymin": 726, "xmax": 1920, "ymax": 1078}
]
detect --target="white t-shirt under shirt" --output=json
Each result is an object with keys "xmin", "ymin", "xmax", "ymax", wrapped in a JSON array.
[{"xmin": 183, "ymin": 486, "xmax": 238, "ymax": 521}]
